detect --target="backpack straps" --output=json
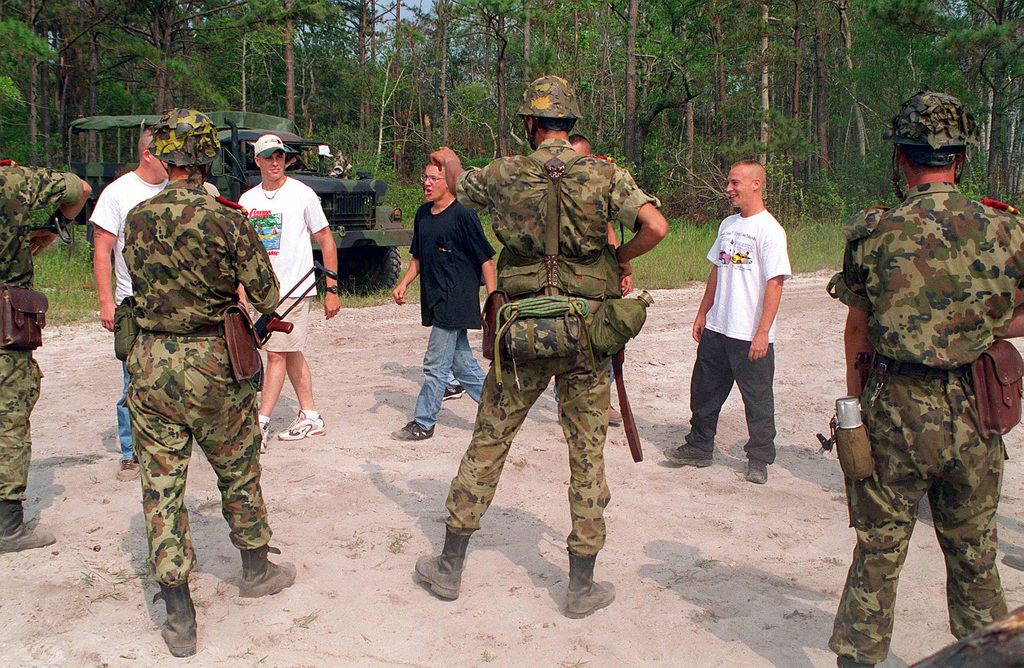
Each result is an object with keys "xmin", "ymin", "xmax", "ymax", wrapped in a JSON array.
[{"xmin": 527, "ymin": 147, "xmax": 584, "ymax": 294}]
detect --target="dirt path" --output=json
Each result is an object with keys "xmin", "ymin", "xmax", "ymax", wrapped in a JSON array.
[{"xmin": 2, "ymin": 273, "xmax": 1022, "ymax": 667}]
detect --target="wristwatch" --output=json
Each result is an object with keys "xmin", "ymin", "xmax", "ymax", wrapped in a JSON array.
[{"xmin": 325, "ymin": 286, "xmax": 339, "ymax": 294}]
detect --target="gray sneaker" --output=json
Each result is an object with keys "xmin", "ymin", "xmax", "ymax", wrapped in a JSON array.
[
  {"xmin": 745, "ymin": 460, "xmax": 768, "ymax": 484},
  {"xmin": 664, "ymin": 444, "xmax": 713, "ymax": 467},
  {"xmin": 391, "ymin": 421, "xmax": 434, "ymax": 441}
]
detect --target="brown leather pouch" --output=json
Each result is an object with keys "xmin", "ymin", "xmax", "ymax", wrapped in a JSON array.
[
  {"xmin": 224, "ymin": 304, "xmax": 261, "ymax": 382},
  {"xmin": 481, "ymin": 290, "xmax": 509, "ymax": 361},
  {"xmin": 972, "ymin": 340, "xmax": 1024, "ymax": 438},
  {"xmin": 0, "ymin": 286, "xmax": 48, "ymax": 351}
]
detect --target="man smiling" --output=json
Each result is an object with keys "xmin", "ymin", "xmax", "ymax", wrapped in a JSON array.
[
  {"xmin": 239, "ymin": 134, "xmax": 340, "ymax": 450},
  {"xmin": 665, "ymin": 159, "xmax": 791, "ymax": 484}
]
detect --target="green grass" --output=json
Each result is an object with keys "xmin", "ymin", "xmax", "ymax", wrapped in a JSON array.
[{"xmin": 30, "ymin": 218, "xmax": 844, "ymax": 325}]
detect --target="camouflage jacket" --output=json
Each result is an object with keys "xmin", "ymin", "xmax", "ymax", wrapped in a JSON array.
[
  {"xmin": 829, "ymin": 182, "xmax": 1024, "ymax": 368},
  {"xmin": 456, "ymin": 138, "xmax": 660, "ymax": 298},
  {"xmin": 124, "ymin": 179, "xmax": 280, "ymax": 333},
  {"xmin": 0, "ymin": 165, "xmax": 84, "ymax": 288}
]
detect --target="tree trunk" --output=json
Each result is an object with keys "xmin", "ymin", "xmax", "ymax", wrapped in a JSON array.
[
  {"xmin": 241, "ymin": 37, "xmax": 247, "ymax": 112},
  {"xmin": 439, "ymin": 0, "xmax": 449, "ymax": 144},
  {"xmin": 792, "ymin": 0, "xmax": 803, "ymax": 182},
  {"xmin": 624, "ymin": 0, "xmax": 638, "ymax": 164},
  {"xmin": 713, "ymin": 15, "xmax": 727, "ymax": 170},
  {"xmin": 987, "ymin": 83, "xmax": 1005, "ymax": 196},
  {"xmin": 495, "ymin": 15, "xmax": 508, "ymax": 157},
  {"xmin": 759, "ymin": 2, "xmax": 769, "ymax": 164},
  {"xmin": 284, "ymin": 0, "xmax": 295, "ymax": 122},
  {"xmin": 836, "ymin": 0, "xmax": 865, "ymax": 157},
  {"xmin": 523, "ymin": 12, "xmax": 530, "ymax": 81},
  {"xmin": 685, "ymin": 99, "xmax": 694, "ymax": 175},
  {"xmin": 813, "ymin": 28, "xmax": 828, "ymax": 175}
]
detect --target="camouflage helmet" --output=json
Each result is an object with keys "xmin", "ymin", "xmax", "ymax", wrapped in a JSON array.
[
  {"xmin": 151, "ymin": 108, "xmax": 220, "ymax": 166},
  {"xmin": 516, "ymin": 75, "xmax": 582, "ymax": 120},
  {"xmin": 885, "ymin": 90, "xmax": 979, "ymax": 150}
]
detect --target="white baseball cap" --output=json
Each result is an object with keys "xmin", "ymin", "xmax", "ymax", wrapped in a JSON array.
[{"xmin": 253, "ymin": 134, "xmax": 298, "ymax": 159}]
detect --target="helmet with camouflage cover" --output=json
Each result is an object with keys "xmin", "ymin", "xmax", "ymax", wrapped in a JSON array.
[
  {"xmin": 151, "ymin": 108, "xmax": 220, "ymax": 166},
  {"xmin": 885, "ymin": 90, "xmax": 978, "ymax": 151},
  {"xmin": 517, "ymin": 75, "xmax": 582, "ymax": 120}
]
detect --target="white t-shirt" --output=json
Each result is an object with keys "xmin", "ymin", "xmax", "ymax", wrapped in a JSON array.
[
  {"xmin": 704, "ymin": 209, "xmax": 791, "ymax": 342},
  {"xmin": 239, "ymin": 177, "xmax": 329, "ymax": 297},
  {"xmin": 89, "ymin": 171, "xmax": 167, "ymax": 304}
]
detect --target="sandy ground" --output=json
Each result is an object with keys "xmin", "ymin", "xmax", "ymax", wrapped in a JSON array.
[{"xmin": 2, "ymin": 272, "xmax": 1023, "ymax": 667}]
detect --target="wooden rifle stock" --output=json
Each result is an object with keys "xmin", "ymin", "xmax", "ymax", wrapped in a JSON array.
[{"xmin": 612, "ymin": 349, "xmax": 643, "ymax": 462}]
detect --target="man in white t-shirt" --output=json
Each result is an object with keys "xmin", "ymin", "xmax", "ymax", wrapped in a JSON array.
[
  {"xmin": 91, "ymin": 126, "xmax": 167, "ymax": 482},
  {"xmin": 238, "ymin": 134, "xmax": 340, "ymax": 449},
  {"xmin": 665, "ymin": 159, "xmax": 791, "ymax": 484}
]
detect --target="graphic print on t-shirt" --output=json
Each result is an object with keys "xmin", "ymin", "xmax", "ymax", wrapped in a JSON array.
[
  {"xmin": 716, "ymin": 231, "xmax": 755, "ymax": 268},
  {"xmin": 249, "ymin": 210, "xmax": 282, "ymax": 255}
]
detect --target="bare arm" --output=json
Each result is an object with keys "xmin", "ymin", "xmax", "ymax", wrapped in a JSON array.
[
  {"xmin": 312, "ymin": 226, "xmax": 340, "ymax": 319},
  {"xmin": 92, "ymin": 228, "xmax": 117, "ymax": 332},
  {"xmin": 692, "ymin": 265, "xmax": 718, "ymax": 344},
  {"xmin": 844, "ymin": 307, "xmax": 873, "ymax": 397},
  {"xmin": 393, "ymin": 257, "xmax": 420, "ymax": 305},
  {"xmin": 481, "ymin": 258, "xmax": 497, "ymax": 295},
  {"xmin": 749, "ymin": 276, "xmax": 785, "ymax": 360},
  {"xmin": 616, "ymin": 202, "xmax": 668, "ymax": 280}
]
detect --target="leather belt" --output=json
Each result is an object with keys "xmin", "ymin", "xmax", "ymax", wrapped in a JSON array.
[
  {"xmin": 144, "ymin": 323, "xmax": 223, "ymax": 338},
  {"xmin": 874, "ymin": 355, "xmax": 968, "ymax": 380}
]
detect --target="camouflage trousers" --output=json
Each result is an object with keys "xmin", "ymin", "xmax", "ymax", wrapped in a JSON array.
[
  {"xmin": 127, "ymin": 333, "xmax": 272, "ymax": 587},
  {"xmin": 829, "ymin": 371, "xmax": 1006, "ymax": 664},
  {"xmin": 0, "ymin": 350, "xmax": 41, "ymax": 501},
  {"xmin": 446, "ymin": 351, "xmax": 611, "ymax": 557}
]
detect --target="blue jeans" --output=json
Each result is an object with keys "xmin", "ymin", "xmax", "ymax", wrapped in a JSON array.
[
  {"xmin": 413, "ymin": 327, "xmax": 487, "ymax": 430},
  {"xmin": 117, "ymin": 362, "xmax": 134, "ymax": 461}
]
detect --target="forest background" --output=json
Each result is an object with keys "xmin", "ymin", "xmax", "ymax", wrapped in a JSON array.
[{"xmin": 2, "ymin": 0, "xmax": 1022, "ymax": 313}]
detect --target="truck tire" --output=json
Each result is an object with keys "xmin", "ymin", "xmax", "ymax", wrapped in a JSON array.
[{"xmin": 342, "ymin": 246, "xmax": 402, "ymax": 294}]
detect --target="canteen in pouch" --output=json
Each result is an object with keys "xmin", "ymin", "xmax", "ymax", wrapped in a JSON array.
[
  {"xmin": 0, "ymin": 286, "xmax": 48, "ymax": 351},
  {"xmin": 589, "ymin": 290, "xmax": 654, "ymax": 356},
  {"xmin": 113, "ymin": 296, "xmax": 139, "ymax": 361},
  {"xmin": 834, "ymin": 396, "xmax": 874, "ymax": 480}
]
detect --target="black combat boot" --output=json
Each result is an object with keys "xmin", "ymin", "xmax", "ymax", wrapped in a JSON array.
[
  {"xmin": 239, "ymin": 544, "xmax": 297, "ymax": 598},
  {"xmin": 564, "ymin": 552, "xmax": 616, "ymax": 618},
  {"xmin": 154, "ymin": 583, "xmax": 197, "ymax": 657},
  {"xmin": 414, "ymin": 529, "xmax": 471, "ymax": 600},
  {"xmin": 0, "ymin": 500, "xmax": 55, "ymax": 554}
]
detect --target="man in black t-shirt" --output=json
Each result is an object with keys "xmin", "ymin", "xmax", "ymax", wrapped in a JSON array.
[{"xmin": 391, "ymin": 162, "xmax": 497, "ymax": 441}]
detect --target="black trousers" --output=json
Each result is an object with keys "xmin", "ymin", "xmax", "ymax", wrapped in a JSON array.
[{"xmin": 685, "ymin": 328, "xmax": 777, "ymax": 464}]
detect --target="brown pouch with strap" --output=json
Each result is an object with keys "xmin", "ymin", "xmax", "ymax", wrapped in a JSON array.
[
  {"xmin": 972, "ymin": 340, "xmax": 1024, "ymax": 438},
  {"xmin": 0, "ymin": 286, "xmax": 48, "ymax": 351},
  {"xmin": 223, "ymin": 304, "xmax": 261, "ymax": 382},
  {"xmin": 481, "ymin": 290, "xmax": 509, "ymax": 361}
]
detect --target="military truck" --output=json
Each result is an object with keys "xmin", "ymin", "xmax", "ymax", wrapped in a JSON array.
[{"xmin": 68, "ymin": 111, "xmax": 409, "ymax": 292}]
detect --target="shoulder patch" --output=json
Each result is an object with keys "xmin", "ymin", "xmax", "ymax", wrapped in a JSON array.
[
  {"xmin": 0, "ymin": 160, "xmax": 17, "ymax": 167},
  {"xmin": 843, "ymin": 207, "xmax": 886, "ymax": 241},
  {"xmin": 216, "ymin": 196, "xmax": 247, "ymax": 215},
  {"xmin": 595, "ymin": 155, "xmax": 616, "ymax": 164},
  {"xmin": 981, "ymin": 198, "xmax": 1019, "ymax": 215}
]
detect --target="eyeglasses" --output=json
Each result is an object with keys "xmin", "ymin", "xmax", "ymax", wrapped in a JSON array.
[{"xmin": 421, "ymin": 174, "xmax": 444, "ymax": 183}]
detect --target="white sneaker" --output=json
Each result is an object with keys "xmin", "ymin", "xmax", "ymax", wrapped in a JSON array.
[
  {"xmin": 259, "ymin": 421, "xmax": 270, "ymax": 453},
  {"xmin": 277, "ymin": 411, "xmax": 326, "ymax": 441}
]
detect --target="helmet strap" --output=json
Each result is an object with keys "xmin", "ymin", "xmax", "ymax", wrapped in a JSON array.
[
  {"xmin": 891, "ymin": 145, "xmax": 905, "ymax": 202},
  {"xmin": 524, "ymin": 117, "xmax": 539, "ymax": 150}
]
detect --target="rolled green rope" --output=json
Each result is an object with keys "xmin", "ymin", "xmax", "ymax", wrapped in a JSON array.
[{"xmin": 493, "ymin": 296, "xmax": 593, "ymax": 386}]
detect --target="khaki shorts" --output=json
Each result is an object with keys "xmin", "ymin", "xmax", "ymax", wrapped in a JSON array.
[{"xmin": 264, "ymin": 296, "xmax": 313, "ymax": 353}]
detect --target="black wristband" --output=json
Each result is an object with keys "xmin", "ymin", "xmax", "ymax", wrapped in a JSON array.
[{"xmin": 325, "ymin": 285, "xmax": 339, "ymax": 294}]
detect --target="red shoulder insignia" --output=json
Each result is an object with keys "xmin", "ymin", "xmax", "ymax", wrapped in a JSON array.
[
  {"xmin": 866, "ymin": 206, "xmax": 886, "ymax": 211},
  {"xmin": 216, "ymin": 196, "xmax": 248, "ymax": 215},
  {"xmin": 595, "ymin": 155, "xmax": 616, "ymax": 164},
  {"xmin": 0, "ymin": 160, "xmax": 18, "ymax": 167},
  {"xmin": 981, "ymin": 198, "xmax": 1019, "ymax": 215}
]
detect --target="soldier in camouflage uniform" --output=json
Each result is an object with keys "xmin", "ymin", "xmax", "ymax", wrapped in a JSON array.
[
  {"xmin": 0, "ymin": 160, "xmax": 90, "ymax": 553},
  {"xmin": 827, "ymin": 91, "xmax": 1024, "ymax": 667},
  {"xmin": 122, "ymin": 109, "xmax": 294, "ymax": 657},
  {"xmin": 416, "ymin": 76, "xmax": 668, "ymax": 617}
]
